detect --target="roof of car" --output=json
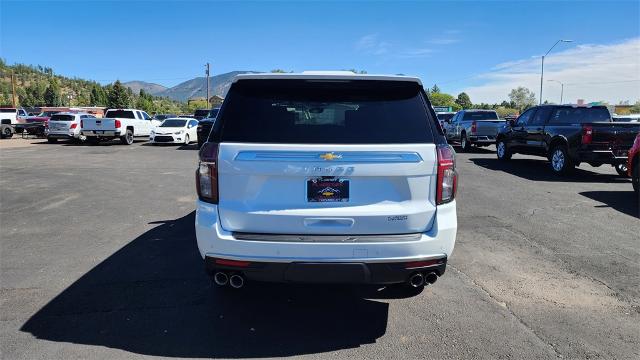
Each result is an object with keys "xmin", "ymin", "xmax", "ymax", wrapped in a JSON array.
[
  {"xmin": 233, "ymin": 71, "xmax": 423, "ymax": 85},
  {"xmin": 462, "ymin": 109, "xmax": 499, "ymax": 112},
  {"xmin": 164, "ymin": 117, "xmax": 197, "ymax": 121},
  {"xmin": 50, "ymin": 112, "xmax": 89, "ymax": 116}
]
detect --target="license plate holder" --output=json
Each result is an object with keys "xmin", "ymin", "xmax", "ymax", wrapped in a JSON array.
[{"xmin": 307, "ymin": 177, "xmax": 349, "ymax": 202}]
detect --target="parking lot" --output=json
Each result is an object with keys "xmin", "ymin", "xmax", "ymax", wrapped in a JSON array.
[{"xmin": 0, "ymin": 138, "xmax": 638, "ymax": 359}]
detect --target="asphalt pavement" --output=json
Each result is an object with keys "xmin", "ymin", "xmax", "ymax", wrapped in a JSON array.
[{"xmin": 1, "ymin": 138, "xmax": 638, "ymax": 359}]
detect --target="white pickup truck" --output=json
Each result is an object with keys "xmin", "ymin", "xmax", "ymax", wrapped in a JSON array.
[{"xmin": 81, "ymin": 109, "xmax": 160, "ymax": 145}]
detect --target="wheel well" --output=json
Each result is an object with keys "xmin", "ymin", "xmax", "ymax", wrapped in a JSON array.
[
  {"xmin": 126, "ymin": 126, "xmax": 134, "ymax": 132},
  {"xmin": 548, "ymin": 137, "xmax": 568, "ymax": 152}
]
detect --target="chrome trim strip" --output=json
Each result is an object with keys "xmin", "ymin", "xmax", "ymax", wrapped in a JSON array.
[
  {"xmin": 232, "ymin": 232, "xmax": 422, "ymax": 243},
  {"xmin": 234, "ymin": 151, "xmax": 423, "ymax": 163},
  {"xmin": 206, "ymin": 252, "xmax": 447, "ymax": 264}
]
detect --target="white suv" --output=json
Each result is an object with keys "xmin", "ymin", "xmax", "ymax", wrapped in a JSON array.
[{"xmin": 195, "ymin": 72, "xmax": 458, "ymax": 290}]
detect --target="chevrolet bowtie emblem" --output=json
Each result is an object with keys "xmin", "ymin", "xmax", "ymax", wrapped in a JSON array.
[{"xmin": 319, "ymin": 152, "xmax": 342, "ymax": 161}]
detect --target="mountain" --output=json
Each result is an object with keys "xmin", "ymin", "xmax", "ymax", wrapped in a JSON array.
[
  {"xmin": 131, "ymin": 71, "xmax": 260, "ymax": 102},
  {"xmin": 122, "ymin": 81, "xmax": 167, "ymax": 96}
]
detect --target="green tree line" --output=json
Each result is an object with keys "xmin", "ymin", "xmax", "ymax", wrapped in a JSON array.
[{"xmin": 0, "ymin": 60, "xmax": 187, "ymax": 114}]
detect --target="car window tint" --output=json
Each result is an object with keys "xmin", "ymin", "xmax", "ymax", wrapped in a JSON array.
[
  {"xmin": 105, "ymin": 110, "xmax": 135, "ymax": 118},
  {"xmin": 530, "ymin": 107, "xmax": 553, "ymax": 126},
  {"xmin": 549, "ymin": 107, "xmax": 611, "ymax": 124},
  {"xmin": 216, "ymin": 79, "xmax": 435, "ymax": 144},
  {"xmin": 516, "ymin": 109, "xmax": 535, "ymax": 126}
]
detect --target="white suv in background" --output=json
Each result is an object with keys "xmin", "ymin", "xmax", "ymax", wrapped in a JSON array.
[
  {"xmin": 46, "ymin": 112, "xmax": 95, "ymax": 143},
  {"xmin": 195, "ymin": 72, "xmax": 458, "ymax": 291}
]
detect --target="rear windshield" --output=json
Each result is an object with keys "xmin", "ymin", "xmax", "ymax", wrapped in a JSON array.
[
  {"xmin": 437, "ymin": 113, "xmax": 454, "ymax": 121},
  {"xmin": 105, "ymin": 110, "xmax": 135, "ymax": 119},
  {"xmin": 50, "ymin": 114, "xmax": 74, "ymax": 121},
  {"xmin": 463, "ymin": 111, "xmax": 499, "ymax": 120},
  {"xmin": 194, "ymin": 110, "xmax": 209, "ymax": 116},
  {"xmin": 549, "ymin": 107, "xmax": 611, "ymax": 124},
  {"xmin": 0, "ymin": 109, "xmax": 16, "ymax": 113},
  {"xmin": 215, "ymin": 79, "xmax": 434, "ymax": 144},
  {"xmin": 160, "ymin": 119, "xmax": 187, "ymax": 127}
]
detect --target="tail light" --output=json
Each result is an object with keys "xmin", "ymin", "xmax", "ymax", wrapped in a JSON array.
[
  {"xmin": 44, "ymin": 121, "xmax": 49, "ymax": 129},
  {"xmin": 582, "ymin": 125, "xmax": 593, "ymax": 145},
  {"xmin": 436, "ymin": 144, "xmax": 457, "ymax": 205},
  {"xmin": 70, "ymin": 123, "xmax": 77, "ymax": 129},
  {"xmin": 470, "ymin": 121, "xmax": 477, "ymax": 134},
  {"xmin": 114, "ymin": 119, "xmax": 121, "ymax": 128},
  {"xmin": 80, "ymin": 120, "xmax": 83, "ymax": 128},
  {"xmin": 196, "ymin": 142, "xmax": 219, "ymax": 204}
]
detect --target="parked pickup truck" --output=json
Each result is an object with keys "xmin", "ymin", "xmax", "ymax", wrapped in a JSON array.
[
  {"xmin": 0, "ymin": 107, "xmax": 28, "ymax": 125},
  {"xmin": 444, "ymin": 110, "xmax": 505, "ymax": 151},
  {"xmin": 496, "ymin": 104, "xmax": 640, "ymax": 175},
  {"xmin": 81, "ymin": 108, "xmax": 158, "ymax": 145}
]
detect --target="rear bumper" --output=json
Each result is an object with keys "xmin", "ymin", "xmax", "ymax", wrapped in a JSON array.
[
  {"xmin": 205, "ymin": 255, "xmax": 447, "ymax": 284},
  {"xmin": 195, "ymin": 200, "xmax": 457, "ymax": 284},
  {"xmin": 82, "ymin": 130, "xmax": 121, "ymax": 137},
  {"xmin": 577, "ymin": 150, "xmax": 628, "ymax": 165},
  {"xmin": 469, "ymin": 135, "xmax": 496, "ymax": 144},
  {"xmin": 47, "ymin": 132, "xmax": 77, "ymax": 139}
]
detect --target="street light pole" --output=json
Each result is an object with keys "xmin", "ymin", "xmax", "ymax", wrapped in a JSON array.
[
  {"xmin": 547, "ymin": 80, "xmax": 564, "ymax": 104},
  {"xmin": 540, "ymin": 39, "xmax": 572, "ymax": 105}
]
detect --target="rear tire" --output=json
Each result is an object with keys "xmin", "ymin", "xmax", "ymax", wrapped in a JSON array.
[
  {"xmin": 496, "ymin": 140, "xmax": 511, "ymax": 161},
  {"xmin": 549, "ymin": 145, "xmax": 574, "ymax": 175},
  {"xmin": 460, "ymin": 132, "xmax": 472, "ymax": 152},
  {"xmin": 120, "ymin": 129, "xmax": 134, "ymax": 145},
  {"xmin": 1, "ymin": 126, "xmax": 13, "ymax": 139},
  {"xmin": 47, "ymin": 137, "xmax": 58, "ymax": 143},
  {"xmin": 615, "ymin": 163, "xmax": 628, "ymax": 177}
]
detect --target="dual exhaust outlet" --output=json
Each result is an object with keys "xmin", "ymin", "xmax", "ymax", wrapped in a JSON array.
[
  {"xmin": 215, "ymin": 270, "xmax": 436, "ymax": 289},
  {"xmin": 408, "ymin": 271, "xmax": 438, "ymax": 288},
  {"xmin": 214, "ymin": 271, "xmax": 245, "ymax": 289}
]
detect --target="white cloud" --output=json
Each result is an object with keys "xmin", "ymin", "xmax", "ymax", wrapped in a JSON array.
[
  {"xmin": 397, "ymin": 48, "xmax": 435, "ymax": 59},
  {"xmin": 428, "ymin": 38, "xmax": 460, "ymax": 45},
  {"xmin": 462, "ymin": 38, "xmax": 640, "ymax": 104},
  {"xmin": 355, "ymin": 34, "xmax": 389, "ymax": 55}
]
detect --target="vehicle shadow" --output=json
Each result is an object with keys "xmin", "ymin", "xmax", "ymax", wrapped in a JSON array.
[
  {"xmin": 21, "ymin": 212, "xmax": 392, "ymax": 358},
  {"xmin": 579, "ymin": 190, "xmax": 640, "ymax": 218},
  {"xmin": 177, "ymin": 143, "xmax": 199, "ymax": 151},
  {"xmin": 469, "ymin": 157, "xmax": 630, "ymax": 184}
]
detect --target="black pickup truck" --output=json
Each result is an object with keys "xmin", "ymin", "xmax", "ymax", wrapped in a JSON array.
[{"xmin": 496, "ymin": 105, "xmax": 640, "ymax": 175}]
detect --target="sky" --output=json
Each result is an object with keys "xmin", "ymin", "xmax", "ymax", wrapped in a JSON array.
[{"xmin": 1, "ymin": 0, "xmax": 639, "ymax": 104}]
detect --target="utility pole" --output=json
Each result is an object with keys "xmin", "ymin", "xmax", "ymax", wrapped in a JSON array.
[
  {"xmin": 547, "ymin": 80, "xmax": 565, "ymax": 104},
  {"xmin": 539, "ymin": 39, "xmax": 572, "ymax": 105},
  {"xmin": 11, "ymin": 72, "xmax": 17, "ymax": 107},
  {"xmin": 205, "ymin": 63, "xmax": 210, "ymax": 106}
]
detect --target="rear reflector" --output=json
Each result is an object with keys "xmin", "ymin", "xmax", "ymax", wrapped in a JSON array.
[
  {"xmin": 581, "ymin": 125, "xmax": 593, "ymax": 144},
  {"xmin": 405, "ymin": 259, "xmax": 443, "ymax": 269},
  {"xmin": 436, "ymin": 144, "xmax": 457, "ymax": 205},
  {"xmin": 215, "ymin": 259, "xmax": 251, "ymax": 267}
]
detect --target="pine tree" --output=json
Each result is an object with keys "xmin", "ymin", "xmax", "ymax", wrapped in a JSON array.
[
  {"xmin": 431, "ymin": 84, "xmax": 441, "ymax": 94},
  {"xmin": 107, "ymin": 80, "xmax": 130, "ymax": 108},
  {"xmin": 455, "ymin": 92, "xmax": 472, "ymax": 109},
  {"xmin": 44, "ymin": 78, "xmax": 62, "ymax": 106}
]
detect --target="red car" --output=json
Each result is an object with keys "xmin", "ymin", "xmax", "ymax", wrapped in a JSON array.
[{"xmin": 628, "ymin": 133, "xmax": 640, "ymax": 195}]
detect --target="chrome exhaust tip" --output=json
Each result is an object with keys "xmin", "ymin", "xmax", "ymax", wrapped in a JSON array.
[
  {"xmin": 408, "ymin": 273, "xmax": 425, "ymax": 288},
  {"xmin": 213, "ymin": 272, "xmax": 229, "ymax": 286},
  {"xmin": 229, "ymin": 274, "xmax": 245, "ymax": 289},
  {"xmin": 425, "ymin": 272, "xmax": 438, "ymax": 284}
]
